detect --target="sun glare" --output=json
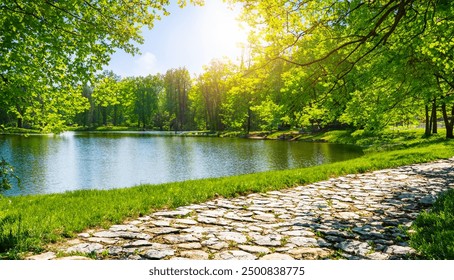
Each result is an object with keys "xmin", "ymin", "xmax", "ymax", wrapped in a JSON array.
[
  {"xmin": 105, "ymin": 0, "xmax": 250, "ymax": 76},
  {"xmin": 197, "ymin": 2, "xmax": 249, "ymax": 62}
]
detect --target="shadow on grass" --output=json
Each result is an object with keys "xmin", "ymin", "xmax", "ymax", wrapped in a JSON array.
[{"xmin": 0, "ymin": 214, "xmax": 35, "ymax": 259}]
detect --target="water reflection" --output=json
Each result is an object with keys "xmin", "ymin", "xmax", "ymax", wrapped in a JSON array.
[{"xmin": 0, "ymin": 132, "xmax": 363, "ymax": 196}]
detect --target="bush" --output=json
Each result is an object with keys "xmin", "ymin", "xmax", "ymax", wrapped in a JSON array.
[{"xmin": 0, "ymin": 158, "xmax": 20, "ymax": 193}]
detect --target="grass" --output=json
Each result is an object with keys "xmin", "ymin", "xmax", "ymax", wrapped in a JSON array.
[
  {"xmin": 70, "ymin": 125, "xmax": 142, "ymax": 132},
  {"xmin": 298, "ymin": 128, "xmax": 448, "ymax": 151},
  {"xmin": 0, "ymin": 127, "xmax": 44, "ymax": 135},
  {"xmin": 409, "ymin": 189, "xmax": 454, "ymax": 259},
  {"xmin": 0, "ymin": 128, "xmax": 453, "ymax": 259}
]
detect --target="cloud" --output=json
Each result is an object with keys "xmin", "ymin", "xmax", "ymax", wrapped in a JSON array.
[
  {"xmin": 104, "ymin": 51, "xmax": 160, "ymax": 78},
  {"xmin": 133, "ymin": 52, "xmax": 159, "ymax": 76}
]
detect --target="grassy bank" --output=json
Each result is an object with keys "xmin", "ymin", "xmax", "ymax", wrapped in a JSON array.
[
  {"xmin": 0, "ymin": 129, "xmax": 453, "ymax": 259},
  {"xmin": 410, "ymin": 189, "xmax": 454, "ymax": 259},
  {"xmin": 0, "ymin": 127, "xmax": 44, "ymax": 135},
  {"xmin": 70, "ymin": 125, "xmax": 143, "ymax": 132},
  {"xmin": 243, "ymin": 128, "xmax": 448, "ymax": 152}
]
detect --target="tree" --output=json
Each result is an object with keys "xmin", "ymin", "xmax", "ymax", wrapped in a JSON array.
[
  {"xmin": 230, "ymin": 0, "xmax": 454, "ymax": 136},
  {"xmin": 232, "ymin": 1, "xmax": 447, "ymax": 74},
  {"xmin": 91, "ymin": 71, "xmax": 121, "ymax": 126},
  {"xmin": 222, "ymin": 72, "xmax": 259, "ymax": 133},
  {"xmin": 133, "ymin": 75, "xmax": 164, "ymax": 129},
  {"xmin": 193, "ymin": 59, "xmax": 235, "ymax": 131},
  {"xmin": 164, "ymin": 68, "xmax": 193, "ymax": 131},
  {"xmin": 75, "ymin": 84, "xmax": 95, "ymax": 127},
  {"xmin": 0, "ymin": 0, "xmax": 202, "ymax": 130}
]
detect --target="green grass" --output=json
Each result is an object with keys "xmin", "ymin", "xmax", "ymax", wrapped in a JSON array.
[
  {"xmin": 0, "ymin": 127, "xmax": 44, "ymax": 135},
  {"xmin": 0, "ymin": 128, "xmax": 453, "ymax": 259},
  {"xmin": 410, "ymin": 189, "xmax": 454, "ymax": 259},
  {"xmin": 299, "ymin": 128, "xmax": 448, "ymax": 151},
  {"xmin": 70, "ymin": 125, "xmax": 142, "ymax": 132}
]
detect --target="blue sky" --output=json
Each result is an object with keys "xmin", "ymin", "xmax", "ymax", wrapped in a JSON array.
[{"xmin": 104, "ymin": 0, "xmax": 247, "ymax": 78}]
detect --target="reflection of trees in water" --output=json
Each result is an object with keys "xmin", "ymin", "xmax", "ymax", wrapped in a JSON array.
[{"xmin": 1, "ymin": 134, "xmax": 363, "ymax": 196}]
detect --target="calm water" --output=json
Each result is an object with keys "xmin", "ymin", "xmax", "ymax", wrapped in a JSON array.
[{"xmin": 0, "ymin": 131, "xmax": 363, "ymax": 196}]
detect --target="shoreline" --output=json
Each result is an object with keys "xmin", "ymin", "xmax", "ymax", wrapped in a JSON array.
[
  {"xmin": 26, "ymin": 158, "xmax": 454, "ymax": 260},
  {"xmin": 1, "ymin": 129, "xmax": 453, "ymax": 259}
]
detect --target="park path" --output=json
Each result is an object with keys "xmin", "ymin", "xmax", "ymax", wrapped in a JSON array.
[{"xmin": 28, "ymin": 158, "xmax": 454, "ymax": 260}]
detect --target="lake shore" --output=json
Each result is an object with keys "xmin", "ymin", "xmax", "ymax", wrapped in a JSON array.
[
  {"xmin": 1, "ymin": 128, "xmax": 453, "ymax": 259},
  {"xmin": 27, "ymin": 157, "xmax": 454, "ymax": 260},
  {"xmin": 1, "ymin": 130, "xmax": 363, "ymax": 196}
]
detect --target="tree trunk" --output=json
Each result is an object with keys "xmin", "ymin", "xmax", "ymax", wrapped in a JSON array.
[
  {"xmin": 247, "ymin": 107, "xmax": 252, "ymax": 134},
  {"xmin": 96, "ymin": 105, "xmax": 101, "ymax": 126},
  {"xmin": 424, "ymin": 104, "xmax": 431, "ymax": 136},
  {"xmin": 16, "ymin": 105, "xmax": 24, "ymax": 128},
  {"xmin": 431, "ymin": 98, "xmax": 437, "ymax": 134},
  {"xmin": 102, "ymin": 107, "xmax": 107, "ymax": 126},
  {"xmin": 17, "ymin": 117, "xmax": 23, "ymax": 128},
  {"xmin": 113, "ymin": 105, "xmax": 118, "ymax": 126},
  {"xmin": 441, "ymin": 103, "xmax": 454, "ymax": 139}
]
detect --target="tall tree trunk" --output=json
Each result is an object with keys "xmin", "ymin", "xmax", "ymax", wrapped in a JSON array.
[
  {"xmin": 17, "ymin": 117, "xmax": 23, "ymax": 128},
  {"xmin": 16, "ymin": 105, "xmax": 23, "ymax": 128},
  {"xmin": 424, "ymin": 104, "xmax": 431, "ymax": 136},
  {"xmin": 441, "ymin": 103, "xmax": 454, "ymax": 139},
  {"xmin": 96, "ymin": 105, "xmax": 101, "ymax": 126},
  {"xmin": 246, "ymin": 107, "xmax": 252, "ymax": 134},
  {"xmin": 431, "ymin": 98, "xmax": 438, "ymax": 134},
  {"xmin": 102, "ymin": 107, "xmax": 108, "ymax": 126},
  {"xmin": 113, "ymin": 105, "xmax": 118, "ymax": 126}
]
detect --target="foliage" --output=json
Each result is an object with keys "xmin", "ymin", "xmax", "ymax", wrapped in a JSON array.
[
  {"xmin": 0, "ymin": 158, "xmax": 20, "ymax": 194},
  {"xmin": 0, "ymin": 0, "xmax": 201, "ymax": 131},
  {"xmin": 133, "ymin": 74, "xmax": 164, "ymax": 129},
  {"xmin": 164, "ymin": 68, "xmax": 193, "ymax": 131},
  {"xmin": 223, "ymin": 0, "xmax": 454, "ymax": 136},
  {"xmin": 250, "ymin": 99, "xmax": 283, "ymax": 131},
  {"xmin": 2, "ymin": 0, "xmax": 454, "ymax": 137},
  {"xmin": 73, "ymin": 73, "xmax": 168, "ymax": 129},
  {"xmin": 221, "ymin": 72, "xmax": 258, "ymax": 132},
  {"xmin": 192, "ymin": 59, "xmax": 235, "ymax": 131}
]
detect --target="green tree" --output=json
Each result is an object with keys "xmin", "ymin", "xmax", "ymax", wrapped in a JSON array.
[
  {"xmin": 91, "ymin": 71, "xmax": 121, "ymax": 126},
  {"xmin": 74, "ymin": 84, "xmax": 95, "ymax": 127},
  {"xmin": 164, "ymin": 68, "xmax": 193, "ymax": 131},
  {"xmin": 133, "ymin": 75, "xmax": 164, "ymax": 129},
  {"xmin": 0, "ymin": 0, "xmax": 202, "ymax": 130},
  {"xmin": 232, "ymin": 0, "xmax": 446, "ymax": 76},
  {"xmin": 194, "ymin": 59, "xmax": 235, "ymax": 131},
  {"xmin": 222, "ymin": 72, "xmax": 258, "ymax": 133},
  {"xmin": 230, "ymin": 0, "xmax": 454, "ymax": 136}
]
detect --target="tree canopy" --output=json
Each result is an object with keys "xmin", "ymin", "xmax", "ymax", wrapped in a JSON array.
[
  {"xmin": 0, "ymin": 0, "xmax": 200, "ymax": 131},
  {"xmin": 1, "ymin": 0, "xmax": 454, "ymax": 137},
  {"xmin": 227, "ymin": 0, "xmax": 454, "ymax": 137}
]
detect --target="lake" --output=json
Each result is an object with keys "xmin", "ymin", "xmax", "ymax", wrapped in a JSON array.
[{"xmin": 0, "ymin": 131, "xmax": 363, "ymax": 196}]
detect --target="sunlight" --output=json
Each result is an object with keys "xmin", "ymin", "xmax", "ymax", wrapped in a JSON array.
[
  {"xmin": 197, "ymin": 1, "xmax": 249, "ymax": 62},
  {"xmin": 105, "ymin": 0, "xmax": 250, "ymax": 76}
]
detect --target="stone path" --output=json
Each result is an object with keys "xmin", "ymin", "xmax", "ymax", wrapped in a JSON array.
[{"xmin": 28, "ymin": 158, "xmax": 454, "ymax": 260}]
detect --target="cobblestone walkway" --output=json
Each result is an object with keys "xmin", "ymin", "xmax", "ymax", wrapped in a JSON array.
[{"xmin": 28, "ymin": 158, "xmax": 454, "ymax": 260}]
